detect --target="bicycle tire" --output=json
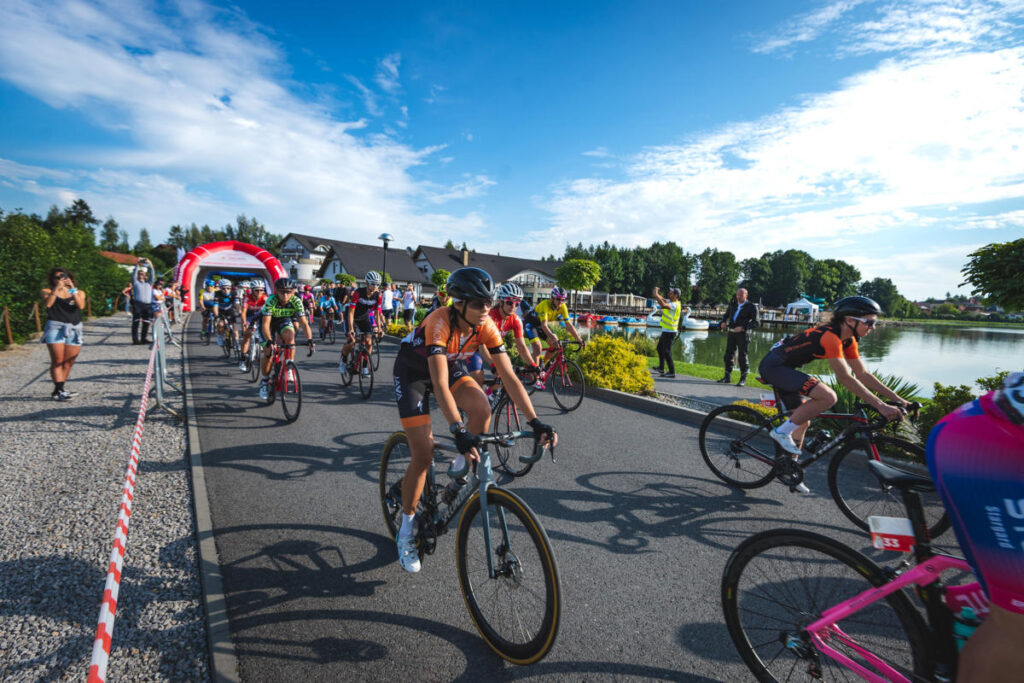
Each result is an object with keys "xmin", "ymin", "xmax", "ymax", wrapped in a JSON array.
[
  {"xmin": 372, "ymin": 341, "xmax": 380, "ymax": 371},
  {"xmin": 550, "ymin": 359, "xmax": 585, "ymax": 412},
  {"xmin": 249, "ymin": 345, "xmax": 261, "ymax": 382},
  {"xmin": 339, "ymin": 350, "xmax": 353, "ymax": 386},
  {"xmin": 357, "ymin": 351, "xmax": 373, "ymax": 400},
  {"xmin": 265, "ymin": 362, "xmax": 278, "ymax": 405},
  {"xmin": 492, "ymin": 394, "xmax": 534, "ymax": 477},
  {"xmin": 698, "ymin": 404, "xmax": 780, "ymax": 488},
  {"xmin": 378, "ymin": 432, "xmax": 430, "ymax": 542},
  {"xmin": 279, "ymin": 359, "xmax": 301, "ymax": 422},
  {"xmin": 456, "ymin": 487, "xmax": 561, "ymax": 665},
  {"xmin": 328, "ymin": 325, "xmax": 336, "ymax": 345},
  {"xmin": 221, "ymin": 330, "xmax": 232, "ymax": 358},
  {"xmin": 722, "ymin": 529, "xmax": 929, "ymax": 683},
  {"xmin": 828, "ymin": 436, "xmax": 950, "ymax": 538}
]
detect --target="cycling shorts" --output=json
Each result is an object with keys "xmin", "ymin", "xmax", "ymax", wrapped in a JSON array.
[
  {"xmin": 927, "ymin": 393, "xmax": 1024, "ymax": 615},
  {"xmin": 758, "ymin": 350, "xmax": 819, "ymax": 410},
  {"xmin": 352, "ymin": 318, "xmax": 372, "ymax": 336},
  {"xmin": 393, "ymin": 353, "xmax": 474, "ymax": 429},
  {"xmin": 466, "ymin": 352, "xmax": 484, "ymax": 373},
  {"xmin": 269, "ymin": 317, "xmax": 297, "ymax": 338},
  {"xmin": 217, "ymin": 311, "xmax": 237, "ymax": 324},
  {"xmin": 523, "ymin": 322, "xmax": 538, "ymax": 341}
]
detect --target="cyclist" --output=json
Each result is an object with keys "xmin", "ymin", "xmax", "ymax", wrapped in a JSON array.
[
  {"xmin": 757, "ymin": 295, "xmax": 909, "ymax": 493},
  {"xmin": 211, "ymin": 278, "xmax": 239, "ymax": 348},
  {"xmin": 238, "ymin": 281, "xmax": 267, "ymax": 371},
  {"xmin": 527, "ymin": 286, "xmax": 585, "ymax": 369},
  {"xmin": 430, "ymin": 285, "xmax": 452, "ymax": 312},
  {"xmin": 258, "ymin": 278, "xmax": 314, "ymax": 401},
  {"xmin": 392, "ymin": 267, "xmax": 557, "ymax": 573},
  {"xmin": 926, "ymin": 371, "xmax": 1024, "ymax": 681},
  {"xmin": 198, "ymin": 279, "xmax": 217, "ymax": 337},
  {"xmin": 317, "ymin": 288, "xmax": 340, "ymax": 339},
  {"xmin": 467, "ymin": 281, "xmax": 541, "ymax": 386},
  {"xmin": 300, "ymin": 285, "xmax": 316, "ymax": 326},
  {"xmin": 342, "ymin": 271, "xmax": 384, "ymax": 377}
]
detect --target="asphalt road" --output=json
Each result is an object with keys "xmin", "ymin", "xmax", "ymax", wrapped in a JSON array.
[{"xmin": 186, "ymin": 318, "xmax": 887, "ymax": 682}]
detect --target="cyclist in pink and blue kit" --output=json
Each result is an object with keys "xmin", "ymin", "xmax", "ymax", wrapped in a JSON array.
[{"xmin": 927, "ymin": 371, "xmax": 1024, "ymax": 682}]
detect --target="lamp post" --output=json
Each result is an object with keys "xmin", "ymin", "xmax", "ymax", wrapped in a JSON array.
[{"xmin": 378, "ymin": 233, "xmax": 394, "ymax": 282}]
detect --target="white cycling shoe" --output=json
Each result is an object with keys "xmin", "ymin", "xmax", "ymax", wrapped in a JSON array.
[
  {"xmin": 770, "ymin": 428, "xmax": 802, "ymax": 456},
  {"xmin": 397, "ymin": 534, "xmax": 421, "ymax": 573}
]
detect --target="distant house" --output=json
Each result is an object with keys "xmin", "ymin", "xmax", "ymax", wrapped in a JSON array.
[
  {"xmin": 411, "ymin": 246, "xmax": 568, "ymax": 302},
  {"xmin": 100, "ymin": 251, "xmax": 141, "ymax": 272},
  {"xmin": 316, "ymin": 239, "xmax": 427, "ymax": 291},
  {"xmin": 276, "ymin": 233, "xmax": 332, "ymax": 283}
]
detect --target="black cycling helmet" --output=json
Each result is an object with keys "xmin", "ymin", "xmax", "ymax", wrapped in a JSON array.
[
  {"xmin": 446, "ymin": 267, "xmax": 495, "ymax": 302},
  {"xmin": 274, "ymin": 277, "xmax": 296, "ymax": 291},
  {"xmin": 832, "ymin": 296, "xmax": 883, "ymax": 316}
]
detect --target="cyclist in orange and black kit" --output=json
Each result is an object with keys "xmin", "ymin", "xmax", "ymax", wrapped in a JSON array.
[
  {"xmin": 757, "ymin": 296, "xmax": 909, "ymax": 493},
  {"xmin": 391, "ymin": 268, "xmax": 556, "ymax": 573}
]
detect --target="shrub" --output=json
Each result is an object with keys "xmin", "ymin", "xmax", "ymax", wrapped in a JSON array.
[
  {"xmin": 976, "ymin": 370, "xmax": 1010, "ymax": 392},
  {"xmin": 386, "ymin": 322, "xmax": 408, "ymax": 337},
  {"xmin": 731, "ymin": 399, "xmax": 778, "ymax": 423},
  {"xmin": 578, "ymin": 336, "xmax": 654, "ymax": 395},
  {"xmin": 630, "ymin": 334, "xmax": 657, "ymax": 357},
  {"xmin": 917, "ymin": 382, "xmax": 976, "ymax": 444}
]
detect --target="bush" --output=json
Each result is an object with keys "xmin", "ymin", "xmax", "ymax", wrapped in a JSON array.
[
  {"xmin": 578, "ymin": 336, "xmax": 654, "ymax": 395},
  {"xmin": 386, "ymin": 322, "xmax": 408, "ymax": 337},
  {"xmin": 630, "ymin": 334, "xmax": 657, "ymax": 357},
  {"xmin": 976, "ymin": 370, "xmax": 1010, "ymax": 392},
  {"xmin": 917, "ymin": 383, "xmax": 976, "ymax": 444},
  {"xmin": 731, "ymin": 399, "xmax": 778, "ymax": 423}
]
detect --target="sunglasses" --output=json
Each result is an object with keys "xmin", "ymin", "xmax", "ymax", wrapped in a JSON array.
[
  {"xmin": 501, "ymin": 299, "xmax": 522, "ymax": 306},
  {"xmin": 849, "ymin": 316, "xmax": 878, "ymax": 328},
  {"xmin": 466, "ymin": 299, "xmax": 492, "ymax": 311},
  {"xmin": 55, "ymin": 273, "xmax": 69, "ymax": 279}
]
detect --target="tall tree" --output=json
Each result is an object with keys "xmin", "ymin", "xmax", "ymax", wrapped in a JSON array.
[
  {"xmin": 858, "ymin": 277, "xmax": 910, "ymax": 316},
  {"xmin": 740, "ymin": 256, "xmax": 772, "ymax": 303},
  {"xmin": 961, "ymin": 238, "xmax": 1024, "ymax": 310},
  {"xmin": 66, "ymin": 198, "xmax": 99, "ymax": 234},
  {"xmin": 99, "ymin": 218, "xmax": 121, "ymax": 251},
  {"xmin": 764, "ymin": 249, "xmax": 813, "ymax": 306},
  {"xmin": 694, "ymin": 247, "xmax": 741, "ymax": 305},
  {"xmin": 167, "ymin": 224, "xmax": 188, "ymax": 248},
  {"xmin": 555, "ymin": 259, "xmax": 602, "ymax": 313},
  {"xmin": 134, "ymin": 228, "xmax": 153, "ymax": 254}
]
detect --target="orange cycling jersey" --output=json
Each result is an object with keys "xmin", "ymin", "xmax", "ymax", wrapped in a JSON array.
[
  {"xmin": 400, "ymin": 307, "xmax": 506, "ymax": 369},
  {"xmin": 770, "ymin": 323, "xmax": 859, "ymax": 368}
]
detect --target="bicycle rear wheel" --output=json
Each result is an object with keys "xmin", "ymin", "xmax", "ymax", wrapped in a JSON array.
[
  {"xmin": 249, "ymin": 345, "xmax": 261, "ymax": 382},
  {"xmin": 279, "ymin": 359, "xmax": 301, "ymax": 422},
  {"xmin": 339, "ymin": 350, "xmax": 353, "ymax": 386},
  {"xmin": 698, "ymin": 404, "xmax": 779, "ymax": 488},
  {"xmin": 372, "ymin": 341, "xmax": 380, "ymax": 371},
  {"xmin": 722, "ymin": 529, "xmax": 929, "ymax": 683},
  {"xmin": 828, "ymin": 436, "xmax": 950, "ymax": 538},
  {"xmin": 358, "ymin": 351, "xmax": 374, "ymax": 400},
  {"xmin": 550, "ymin": 359, "xmax": 585, "ymax": 411},
  {"xmin": 378, "ymin": 432, "xmax": 432, "ymax": 542},
  {"xmin": 492, "ymin": 395, "xmax": 534, "ymax": 477},
  {"xmin": 456, "ymin": 487, "xmax": 561, "ymax": 665}
]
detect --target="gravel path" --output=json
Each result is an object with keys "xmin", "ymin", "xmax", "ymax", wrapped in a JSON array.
[{"xmin": 0, "ymin": 315, "xmax": 208, "ymax": 681}]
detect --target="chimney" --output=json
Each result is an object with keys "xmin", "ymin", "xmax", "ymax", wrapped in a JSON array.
[{"xmin": 461, "ymin": 248, "xmax": 469, "ymax": 266}]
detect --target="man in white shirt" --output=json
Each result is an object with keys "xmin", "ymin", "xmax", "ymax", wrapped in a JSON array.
[{"xmin": 381, "ymin": 282, "xmax": 395, "ymax": 325}]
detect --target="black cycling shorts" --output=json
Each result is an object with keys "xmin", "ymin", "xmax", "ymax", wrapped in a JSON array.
[
  {"xmin": 353, "ymin": 317, "xmax": 372, "ymax": 335},
  {"xmin": 217, "ymin": 311, "xmax": 236, "ymax": 324},
  {"xmin": 393, "ymin": 353, "xmax": 474, "ymax": 429},
  {"xmin": 757, "ymin": 350, "xmax": 819, "ymax": 410}
]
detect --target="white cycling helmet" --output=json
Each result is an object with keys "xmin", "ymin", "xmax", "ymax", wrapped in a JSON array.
[
  {"xmin": 217, "ymin": 278, "xmax": 231, "ymax": 287},
  {"xmin": 497, "ymin": 282, "xmax": 524, "ymax": 301},
  {"xmin": 240, "ymin": 280, "xmax": 251, "ymax": 289},
  {"xmin": 995, "ymin": 371, "xmax": 1024, "ymax": 425},
  {"xmin": 365, "ymin": 271, "xmax": 383, "ymax": 285}
]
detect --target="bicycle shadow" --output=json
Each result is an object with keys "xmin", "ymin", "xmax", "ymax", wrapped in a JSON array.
[{"xmin": 198, "ymin": 432, "xmax": 386, "ymax": 482}]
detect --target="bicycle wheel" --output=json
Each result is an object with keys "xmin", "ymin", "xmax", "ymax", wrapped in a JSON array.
[
  {"xmin": 378, "ymin": 432, "xmax": 430, "ymax": 541},
  {"xmin": 249, "ymin": 344, "xmax": 261, "ymax": 382},
  {"xmin": 328, "ymin": 324, "xmax": 336, "ymax": 345},
  {"xmin": 492, "ymin": 395, "xmax": 534, "ymax": 477},
  {"xmin": 722, "ymin": 529, "xmax": 929, "ymax": 683},
  {"xmin": 339, "ymin": 350, "xmax": 353, "ymax": 386},
  {"xmin": 828, "ymin": 436, "xmax": 950, "ymax": 538},
  {"xmin": 698, "ymin": 404, "xmax": 779, "ymax": 488},
  {"xmin": 265, "ymin": 363, "xmax": 278, "ymax": 405},
  {"xmin": 550, "ymin": 359, "xmax": 585, "ymax": 412},
  {"xmin": 221, "ymin": 330, "xmax": 232, "ymax": 358},
  {"xmin": 372, "ymin": 341, "xmax": 380, "ymax": 371},
  {"xmin": 456, "ymin": 487, "xmax": 561, "ymax": 665},
  {"xmin": 279, "ymin": 359, "xmax": 301, "ymax": 422},
  {"xmin": 358, "ymin": 351, "xmax": 374, "ymax": 400}
]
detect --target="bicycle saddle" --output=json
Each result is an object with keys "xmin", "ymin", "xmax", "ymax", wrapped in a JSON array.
[{"xmin": 867, "ymin": 460, "xmax": 935, "ymax": 492}]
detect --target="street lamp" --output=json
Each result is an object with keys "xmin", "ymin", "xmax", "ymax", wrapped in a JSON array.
[{"xmin": 378, "ymin": 233, "xmax": 394, "ymax": 281}]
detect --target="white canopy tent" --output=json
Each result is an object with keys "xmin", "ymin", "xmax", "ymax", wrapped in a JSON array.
[{"xmin": 785, "ymin": 298, "xmax": 819, "ymax": 321}]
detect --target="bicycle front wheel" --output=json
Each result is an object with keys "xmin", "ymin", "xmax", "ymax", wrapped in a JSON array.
[
  {"xmin": 279, "ymin": 359, "xmax": 301, "ymax": 422},
  {"xmin": 550, "ymin": 359, "xmax": 585, "ymax": 412},
  {"xmin": 378, "ymin": 432, "xmax": 429, "ymax": 540},
  {"xmin": 372, "ymin": 341, "xmax": 381, "ymax": 371},
  {"xmin": 723, "ymin": 530, "xmax": 930, "ymax": 683},
  {"xmin": 328, "ymin": 325, "xmax": 336, "ymax": 345},
  {"xmin": 249, "ymin": 346, "xmax": 261, "ymax": 382},
  {"xmin": 698, "ymin": 404, "xmax": 779, "ymax": 488},
  {"xmin": 339, "ymin": 351, "xmax": 353, "ymax": 386},
  {"xmin": 492, "ymin": 395, "xmax": 534, "ymax": 477},
  {"xmin": 221, "ymin": 330, "xmax": 232, "ymax": 358},
  {"xmin": 828, "ymin": 436, "xmax": 950, "ymax": 538},
  {"xmin": 456, "ymin": 487, "xmax": 561, "ymax": 665},
  {"xmin": 358, "ymin": 352, "xmax": 374, "ymax": 400}
]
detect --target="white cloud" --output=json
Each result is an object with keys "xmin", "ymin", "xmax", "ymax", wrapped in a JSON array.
[
  {"xmin": 374, "ymin": 52, "xmax": 401, "ymax": 93},
  {"xmin": 754, "ymin": 0, "xmax": 868, "ymax": 53},
  {"xmin": 582, "ymin": 146, "xmax": 611, "ymax": 157},
  {"xmin": 345, "ymin": 75, "xmax": 381, "ymax": 116},
  {"xmin": 0, "ymin": 0, "xmax": 484, "ymax": 249},
  {"xmin": 424, "ymin": 174, "xmax": 496, "ymax": 204},
  {"xmin": 849, "ymin": 244, "xmax": 982, "ymax": 298},
  {"xmin": 954, "ymin": 209, "xmax": 1024, "ymax": 230},
  {"xmin": 424, "ymin": 84, "xmax": 445, "ymax": 104}
]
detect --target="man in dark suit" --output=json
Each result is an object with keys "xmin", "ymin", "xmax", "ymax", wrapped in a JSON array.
[{"xmin": 718, "ymin": 287, "xmax": 759, "ymax": 386}]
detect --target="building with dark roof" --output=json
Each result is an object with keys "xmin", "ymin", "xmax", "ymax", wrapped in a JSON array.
[
  {"xmin": 276, "ymin": 233, "xmax": 333, "ymax": 282},
  {"xmin": 316, "ymin": 239, "xmax": 427, "ymax": 287},
  {"xmin": 411, "ymin": 246, "xmax": 564, "ymax": 301}
]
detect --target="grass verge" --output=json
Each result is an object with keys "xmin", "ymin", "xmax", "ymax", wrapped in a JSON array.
[{"xmin": 645, "ymin": 356, "xmax": 770, "ymax": 390}]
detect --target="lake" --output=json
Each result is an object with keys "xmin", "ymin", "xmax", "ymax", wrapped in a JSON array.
[{"xmin": 582, "ymin": 320, "xmax": 1023, "ymax": 397}]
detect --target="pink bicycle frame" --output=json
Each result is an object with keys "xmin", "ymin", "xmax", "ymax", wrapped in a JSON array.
[{"xmin": 805, "ymin": 554, "xmax": 986, "ymax": 683}]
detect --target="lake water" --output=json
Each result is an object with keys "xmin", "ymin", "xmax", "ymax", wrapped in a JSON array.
[{"xmin": 582, "ymin": 320, "xmax": 1023, "ymax": 397}]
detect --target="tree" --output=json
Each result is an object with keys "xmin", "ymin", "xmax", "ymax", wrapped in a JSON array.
[
  {"xmin": 134, "ymin": 228, "xmax": 153, "ymax": 254},
  {"xmin": 555, "ymin": 259, "xmax": 601, "ymax": 313},
  {"xmin": 223, "ymin": 214, "xmax": 281, "ymax": 250},
  {"xmin": 99, "ymin": 218, "xmax": 120, "ymax": 251},
  {"xmin": 763, "ymin": 249, "xmax": 812, "ymax": 306},
  {"xmin": 431, "ymin": 268, "xmax": 450, "ymax": 289},
  {"xmin": 335, "ymin": 273, "xmax": 356, "ymax": 286},
  {"xmin": 693, "ymin": 248, "xmax": 741, "ymax": 305},
  {"xmin": 167, "ymin": 224, "xmax": 188, "ymax": 248},
  {"xmin": 858, "ymin": 277, "xmax": 911, "ymax": 317},
  {"xmin": 66, "ymin": 198, "xmax": 99, "ymax": 235},
  {"xmin": 444, "ymin": 239, "xmax": 456, "ymax": 249},
  {"xmin": 739, "ymin": 256, "xmax": 772, "ymax": 303},
  {"xmin": 961, "ymin": 238, "xmax": 1024, "ymax": 311}
]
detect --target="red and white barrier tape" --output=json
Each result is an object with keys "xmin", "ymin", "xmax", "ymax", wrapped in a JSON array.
[{"xmin": 88, "ymin": 342, "xmax": 158, "ymax": 683}]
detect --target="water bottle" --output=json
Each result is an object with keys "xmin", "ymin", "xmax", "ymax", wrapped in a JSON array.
[
  {"xmin": 442, "ymin": 479, "xmax": 465, "ymax": 506},
  {"xmin": 952, "ymin": 606, "xmax": 981, "ymax": 651}
]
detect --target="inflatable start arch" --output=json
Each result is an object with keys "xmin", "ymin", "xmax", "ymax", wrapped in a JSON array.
[{"xmin": 175, "ymin": 240, "xmax": 286, "ymax": 312}]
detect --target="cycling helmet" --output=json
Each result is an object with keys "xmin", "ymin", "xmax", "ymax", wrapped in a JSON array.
[
  {"xmin": 274, "ymin": 277, "xmax": 296, "ymax": 291},
  {"xmin": 240, "ymin": 280, "xmax": 251, "ymax": 289},
  {"xmin": 832, "ymin": 296, "xmax": 883, "ymax": 316},
  {"xmin": 205, "ymin": 279, "xmax": 216, "ymax": 287},
  {"xmin": 446, "ymin": 267, "xmax": 495, "ymax": 302},
  {"xmin": 994, "ymin": 371, "xmax": 1024, "ymax": 425},
  {"xmin": 497, "ymin": 282, "xmax": 524, "ymax": 301},
  {"xmin": 251, "ymin": 281, "xmax": 265, "ymax": 290},
  {"xmin": 550, "ymin": 286, "xmax": 568, "ymax": 300},
  {"xmin": 217, "ymin": 278, "xmax": 231, "ymax": 288},
  {"xmin": 365, "ymin": 271, "xmax": 383, "ymax": 285}
]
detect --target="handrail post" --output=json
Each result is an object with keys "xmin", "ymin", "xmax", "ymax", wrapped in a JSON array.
[
  {"xmin": 33, "ymin": 301, "xmax": 41, "ymax": 332},
  {"xmin": 3, "ymin": 307, "xmax": 12, "ymax": 345}
]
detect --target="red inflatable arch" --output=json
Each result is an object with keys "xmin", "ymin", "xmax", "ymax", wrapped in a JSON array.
[{"xmin": 175, "ymin": 240, "xmax": 286, "ymax": 312}]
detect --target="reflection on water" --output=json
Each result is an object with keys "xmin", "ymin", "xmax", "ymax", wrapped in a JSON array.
[{"xmin": 583, "ymin": 322, "xmax": 1024, "ymax": 397}]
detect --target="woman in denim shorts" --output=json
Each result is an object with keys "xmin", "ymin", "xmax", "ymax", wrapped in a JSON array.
[{"xmin": 41, "ymin": 267, "xmax": 86, "ymax": 401}]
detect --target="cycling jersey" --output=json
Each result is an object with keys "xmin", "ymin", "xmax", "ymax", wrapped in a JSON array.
[
  {"xmin": 533, "ymin": 299, "xmax": 570, "ymax": 324},
  {"xmin": 318, "ymin": 296, "xmax": 338, "ymax": 311},
  {"xmin": 212, "ymin": 290, "xmax": 237, "ymax": 311},
  {"xmin": 927, "ymin": 391, "xmax": 1024, "ymax": 615},
  {"xmin": 261, "ymin": 294, "xmax": 305, "ymax": 320},
  {"xmin": 769, "ymin": 324, "xmax": 859, "ymax": 368},
  {"xmin": 243, "ymin": 292, "xmax": 266, "ymax": 311},
  {"xmin": 347, "ymin": 287, "xmax": 383, "ymax": 321},
  {"xmin": 199, "ymin": 291, "xmax": 216, "ymax": 310},
  {"xmin": 488, "ymin": 307, "xmax": 524, "ymax": 337}
]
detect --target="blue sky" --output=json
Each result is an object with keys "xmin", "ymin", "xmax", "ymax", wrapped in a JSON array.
[{"xmin": 2, "ymin": 0, "xmax": 1023, "ymax": 299}]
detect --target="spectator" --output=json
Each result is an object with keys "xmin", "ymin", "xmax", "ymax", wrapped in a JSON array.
[
  {"xmin": 40, "ymin": 267, "xmax": 86, "ymax": 401},
  {"xmin": 652, "ymin": 286, "xmax": 683, "ymax": 378},
  {"xmin": 718, "ymin": 287, "xmax": 759, "ymax": 386},
  {"xmin": 382, "ymin": 280, "xmax": 395, "ymax": 326},
  {"xmin": 402, "ymin": 283, "xmax": 417, "ymax": 332},
  {"xmin": 128, "ymin": 258, "xmax": 156, "ymax": 345}
]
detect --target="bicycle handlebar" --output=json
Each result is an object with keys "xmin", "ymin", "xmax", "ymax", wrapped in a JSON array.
[{"xmin": 857, "ymin": 400, "xmax": 921, "ymax": 432}]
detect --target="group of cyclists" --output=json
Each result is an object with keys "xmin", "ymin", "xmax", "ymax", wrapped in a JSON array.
[{"xmin": 192, "ymin": 265, "xmax": 1023, "ymax": 677}]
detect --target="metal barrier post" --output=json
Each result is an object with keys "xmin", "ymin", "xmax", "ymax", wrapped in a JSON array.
[{"xmin": 149, "ymin": 313, "xmax": 181, "ymax": 419}]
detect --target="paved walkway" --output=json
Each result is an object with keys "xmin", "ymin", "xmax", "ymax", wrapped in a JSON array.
[{"xmin": 648, "ymin": 371, "xmax": 765, "ymax": 408}]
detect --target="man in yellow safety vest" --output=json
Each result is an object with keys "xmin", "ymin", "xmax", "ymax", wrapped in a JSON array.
[{"xmin": 652, "ymin": 286, "xmax": 684, "ymax": 378}]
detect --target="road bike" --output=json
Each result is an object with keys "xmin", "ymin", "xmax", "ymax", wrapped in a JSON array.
[
  {"xmin": 242, "ymin": 324, "xmax": 262, "ymax": 382},
  {"xmin": 320, "ymin": 313, "xmax": 338, "ymax": 344},
  {"xmin": 263, "ymin": 342, "xmax": 313, "ymax": 422},
  {"xmin": 487, "ymin": 373, "xmax": 558, "ymax": 478},
  {"xmin": 531, "ymin": 340, "xmax": 585, "ymax": 412},
  {"xmin": 199, "ymin": 311, "xmax": 214, "ymax": 345},
  {"xmin": 722, "ymin": 459, "xmax": 986, "ymax": 682},
  {"xmin": 697, "ymin": 393, "xmax": 949, "ymax": 538},
  {"xmin": 378, "ymin": 428, "xmax": 561, "ymax": 664},
  {"xmin": 371, "ymin": 325, "xmax": 383, "ymax": 370},
  {"xmin": 218, "ymin": 319, "xmax": 240, "ymax": 360},
  {"xmin": 339, "ymin": 335, "xmax": 374, "ymax": 400}
]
